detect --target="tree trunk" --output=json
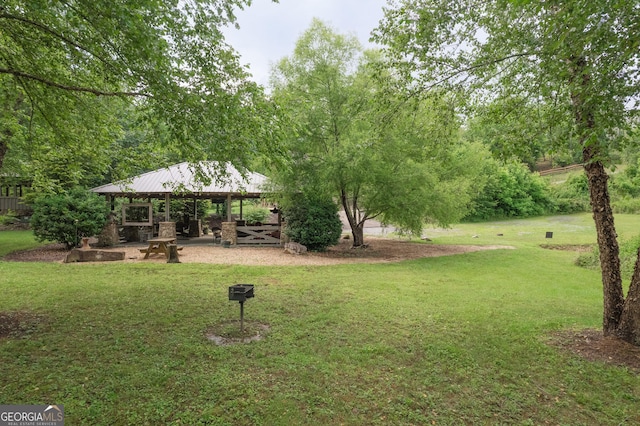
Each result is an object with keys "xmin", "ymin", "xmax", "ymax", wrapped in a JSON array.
[
  {"xmin": 340, "ymin": 189, "xmax": 366, "ymax": 247},
  {"xmin": 569, "ymin": 54, "xmax": 626, "ymax": 337},
  {"xmin": 167, "ymin": 244, "xmax": 181, "ymax": 264},
  {"xmin": 351, "ymin": 223, "xmax": 365, "ymax": 247},
  {"xmin": 616, "ymin": 248, "xmax": 640, "ymax": 344},
  {"xmin": 583, "ymin": 151, "xmax": 625, "ymax": 335}
]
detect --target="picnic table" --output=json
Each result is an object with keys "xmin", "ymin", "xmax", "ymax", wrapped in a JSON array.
[{"xmin": 140, "ymin": 237, "xmax": 180, "ymax": 259}]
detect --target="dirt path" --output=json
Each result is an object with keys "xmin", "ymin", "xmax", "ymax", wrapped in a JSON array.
[{"xmin": 3, "ymin": 237, "xmax": 514, "ymax": 265}]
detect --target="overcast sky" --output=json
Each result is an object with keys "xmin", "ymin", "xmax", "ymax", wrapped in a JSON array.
[{"xmin": 222, "ymin": 0, "xmax": 389, "ymax": 88}]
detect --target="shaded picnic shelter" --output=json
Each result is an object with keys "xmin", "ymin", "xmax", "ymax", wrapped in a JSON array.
[{"xmin": 91, "ymin": 162, "xmax": 281, "ymax": 246}]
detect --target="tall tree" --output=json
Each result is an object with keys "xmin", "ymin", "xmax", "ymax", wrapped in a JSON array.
[
  {"xmin": 0, "ymin": 0, "xmax": 282, "ymax": 190},
  {"xmin": 270, "ymin": 19, "xmax": 483, "ymax": 246},
  {"xmin": 374, "ymin": 0, "xmax": 640, "ymax": 343}
]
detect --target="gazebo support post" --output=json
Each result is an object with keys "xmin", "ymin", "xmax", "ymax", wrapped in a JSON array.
[
  {"xmin": 193, "ymin": 197, "xmax": 198, "ymax": 220},
  {"xmin": 164, "ymin": 194, "xmax": 170, "ymax": 222}
]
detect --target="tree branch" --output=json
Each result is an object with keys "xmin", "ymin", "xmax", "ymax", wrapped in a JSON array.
[
  {"xmin": 0, "ymin": 11, "xmax": 117, "ymax": 73},
  {"xmin": 0, "ymin": 68, "xmax": 149, "ymax": 97}
]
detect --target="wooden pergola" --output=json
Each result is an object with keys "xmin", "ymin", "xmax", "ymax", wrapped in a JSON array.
[{"xmin": 91, "ymin": 162, "xmax": 280, "ymax": 245}]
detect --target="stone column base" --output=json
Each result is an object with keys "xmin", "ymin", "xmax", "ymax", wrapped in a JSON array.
[
  {"xmin": 221, "ymin": 222, "xmax": 237, "ymax": 245},
  {"xmin": 159, "ymin": 222, "xmax": 177, "ymax": 239},
  {"xmin": 97, "ymin": 221, "xmax": 120, "ymax": 247}
]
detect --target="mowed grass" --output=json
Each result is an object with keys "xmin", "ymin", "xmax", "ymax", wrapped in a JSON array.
[
  {"xmin": 0, "ymin": 230, "xmax": 49, "ymax": 257},
  {"xmin": 1, "ymin": 214, "xmax": 639, "ymax": 425}
]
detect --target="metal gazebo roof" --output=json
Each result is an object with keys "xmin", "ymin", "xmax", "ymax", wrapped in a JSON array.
[{"xmin": 91, "ymin": 162, "xmax": 268, "ymax": 199}]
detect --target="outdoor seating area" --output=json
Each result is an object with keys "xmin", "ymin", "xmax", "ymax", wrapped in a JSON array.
[
  {"xmin": 91, "ymin": 162, "xmax": 282, "ymax": 248},
  {"xmin": 139, "ymin": 237, "xmax": 182, "ymax": 259}
]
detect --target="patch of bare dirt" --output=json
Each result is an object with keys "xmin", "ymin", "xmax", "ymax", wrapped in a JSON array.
[
  {"xmin": 548, "ymin": 329, "xmax": 640, "ymax": 372},
  {"xmin": 0, "ymin": 223, "xmax": 30, "ymax": 231},
  {"xmin": 0, "ymin": 311, "xmax": 47, "ymax": 339},
  {"xmin": 205, "ymin": 321, "xmax": 271, "ymax": 346},
  {"xmin": 3, "ymin": 243, "xmax": 68, "ymax": 262},
  {"xmin": 2, "ymin": 237, "xmax": 514, "ymax": 266},
  {"xmin": 540, "ymin": 244, "xmax": 594, "ymax": 252}
]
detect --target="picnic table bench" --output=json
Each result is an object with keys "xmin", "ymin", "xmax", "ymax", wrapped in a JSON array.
[{"xmin": 140, "ymin": 237, "xmax": 183, "ymax": 259}]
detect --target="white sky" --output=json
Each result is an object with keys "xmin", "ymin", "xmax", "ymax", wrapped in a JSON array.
[{"xmin": 222, "ymin": 0, "xmax": 389, "ymax": 88}]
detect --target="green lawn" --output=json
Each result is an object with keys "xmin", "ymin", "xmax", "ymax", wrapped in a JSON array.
[
  {"xmin": 0, "ymin": 230, "xmax": 49, "ymax": 257},
  {"xmin": 1, "ymin": 214, "xmax": 639, "ymax": 425}
]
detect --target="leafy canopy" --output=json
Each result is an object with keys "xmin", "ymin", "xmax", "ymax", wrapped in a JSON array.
[
  {"xmin": 270, "ymin": 19, "xmax": 483, "ymax": 243},
  {"xmin": 373, "ymin": 0, "xmax": 640, "ymax": 161},
  {"xmin": 0, "ymin": 0, "xmax": 283, "ymax": 191}
]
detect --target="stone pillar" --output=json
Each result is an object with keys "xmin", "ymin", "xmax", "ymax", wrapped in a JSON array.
[
  {"xmin": 97, "ymin": 219, "xmax": 120, "ymax": 247},
  {"xmin": 158, "ymin": 222, "xmax": 177, "ymax": 239},
  {"xmin": 221, "ymin": 221, "xmax": 237, "ymax": 245},
  {"xmin": 280, "ymin": 221, "xmax": 289, "ymax": 246}
]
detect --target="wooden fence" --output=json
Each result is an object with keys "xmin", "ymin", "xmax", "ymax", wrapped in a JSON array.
[
  {"xmin": 236, "ymin": 225, "xmax": 281, "ymax": 246},
  {"xmin": 538, "ymin": 164, "xmax": 583, "ymax": 176},
  {"xmin": 0, "ymin": 197, "xmax": 30, "ymax": 214}
]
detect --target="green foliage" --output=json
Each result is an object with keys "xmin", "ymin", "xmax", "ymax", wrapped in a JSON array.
[
  {"xmin": 548, "ymin": 172, "xmax": 591, "ymax": 214},
  {"xmin": 30, "ymin": 188, "xmax": 108, "ymax": 249},
  {"xmin": 0, "ymin": 210, "xmax": 19, "ymax": 226},
  {"xmin": 577, "ymin": 234, "xmax": 640, "ymax": 281},
  {"xmin": 374, "ymin": 1, "xmax": 638, "ymax": 159},
  {"xmin": 607, "ymin": 158, "xmax": 640, "ymax": 213},
  {"xmin": 0, "ymin": 0, "xmax": 284, "ymax": 191},
  {"xmin": 243, "ymin": 205, "xmax": 270, "ymax": 225},
  {"xmin": 168, "ymin": 199, "xmax": 211, "ymax": 223},
  {"xmin": 464, "ymin": 97, "xmax": 577, "ymax": 169},
  {"xmin": 465, "ymin": 160, "xmax": 554, "ymax": 221},
  {"xmin": 270, "ymin": 20, "xmax": 482, "ymax": 243},
  {"xmin": 611, "ymin": 160, "xmax": 640, "ymax": 199},
  {"xmin": 282, "ymin": 194, "xmax": 342, "ymax": 251},
  {"xmin": 612, "ymin": 198, "xmax": 640, "ymax": 215}
]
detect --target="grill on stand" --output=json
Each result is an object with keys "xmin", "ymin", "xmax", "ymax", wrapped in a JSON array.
[{"xmin": 228, "ymin": 284, "xmax": 255, "ymax": 333}]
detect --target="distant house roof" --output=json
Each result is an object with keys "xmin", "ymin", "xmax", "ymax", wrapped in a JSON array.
[{"xmin": 91, "ymin": 162, "xmax": 268, "ymax": 198}]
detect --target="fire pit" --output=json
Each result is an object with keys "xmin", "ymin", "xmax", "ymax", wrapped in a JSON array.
[{"xmin": 228, "ymin": 284, "xmax": 254, "ymax": 333}]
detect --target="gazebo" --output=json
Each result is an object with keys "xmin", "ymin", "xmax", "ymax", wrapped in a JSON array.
[{"xmin": 91, "ymin": 162, "xmax": 280, "ymax": 245}]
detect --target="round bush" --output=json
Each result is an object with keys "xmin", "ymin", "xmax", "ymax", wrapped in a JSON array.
[
  {"xmin": 31, "ymin": 188, "xmax": 109, "ymax": 249},
  {"xmin": 282, "ymin": 195, "xmax": 342, "ymax": 252}
]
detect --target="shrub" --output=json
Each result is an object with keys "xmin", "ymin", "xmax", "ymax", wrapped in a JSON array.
[
  {"xmin": 30, "ymin": 188, "xmax": 109, "ymax": 249},
  {"xmin": 610, "ymin": 161, "xmax": 640, "ymax": 199},
  {"xmin": 549, "ymin": 172, "xmax": 590, "ymax": 214},
  {"xmin": 465, "ymin": 160, "xmax": 554, "ymax": 221},
  {"xmin": 574, "ymin": 250, "xmax": 599, "ymax": 271},
  {"xmin": 612, "ymin": 197, "xmax": 640, "ymax": 214},
  {"xmin": 576, "ymin": 234, "xmax": 640, "ymax": 280},
  {"xmin": 243, "ymin": 206, "xmax": 270, "ymax": 225},
  {"xmin": 0, "ymin": 210, "xmax": 19, "ymax": 226},
  {"xmin": 282, "ymin": 195, "xmax": 342, "ymax": 252}
]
